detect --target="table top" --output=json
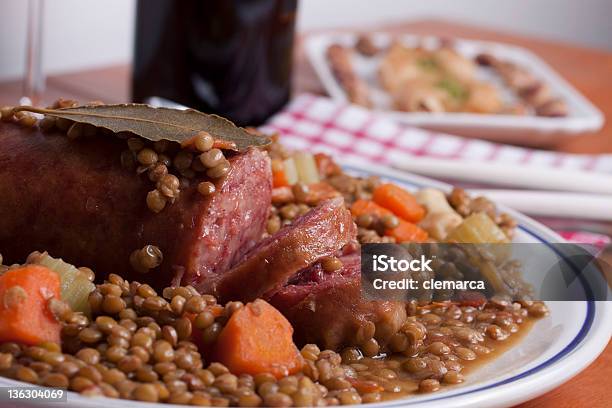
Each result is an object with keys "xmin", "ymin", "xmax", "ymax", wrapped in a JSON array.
[{"xmin": 0, "ymin": 18, "xmax": 610, "ymax": 408}]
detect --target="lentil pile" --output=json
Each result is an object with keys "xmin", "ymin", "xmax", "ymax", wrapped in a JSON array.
[
  {"xmin": 1, "ymin": 99, "xmax": 232, "ymax": 214},
  {"xmin": 0, "ymin": 251, "xmax": 548, "ymax": 405},
  {"xmin": 0, "ymin": 257, "xmax": 378, "ymax": 405}
]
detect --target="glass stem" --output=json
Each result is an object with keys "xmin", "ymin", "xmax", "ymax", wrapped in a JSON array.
[{"xmin": 23, "ymin": 0, "xmax": 45, "ymax": 105}]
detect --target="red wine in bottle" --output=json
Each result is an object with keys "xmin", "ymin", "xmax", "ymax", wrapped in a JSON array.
[{"xmin": 132, "ymin": 0, "xmax": 297, "ymax": 126}]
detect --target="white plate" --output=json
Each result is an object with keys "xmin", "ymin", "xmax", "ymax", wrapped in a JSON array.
[
  {"xmin": 304, "ymin": 33, "xmax": 605, "ymax": 146},
  {"xmin": 1, "ymin": 164, "xmax": 610, "ymax": 408}
]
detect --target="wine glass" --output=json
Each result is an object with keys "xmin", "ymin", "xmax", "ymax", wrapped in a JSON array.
[{"xmin": 21, "ymin": 0, "xmax": 45, "ymax": 106}]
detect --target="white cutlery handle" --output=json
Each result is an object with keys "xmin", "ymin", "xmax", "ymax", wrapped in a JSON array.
[
  {"xmin": 395, "ymin": 157, "xmax": 612, "ymax": 195},
  {"xmin": 472, "ymin": 190, "xmax": 612, "ymax": 221}
]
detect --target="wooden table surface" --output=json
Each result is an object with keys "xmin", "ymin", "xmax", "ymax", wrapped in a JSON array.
[{"xmin": 0, "ymin": 18, "xmax": 610, "ymax": 408}]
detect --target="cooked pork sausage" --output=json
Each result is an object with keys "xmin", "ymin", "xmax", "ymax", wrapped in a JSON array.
[
  {"xmin": 0, "ymin": 123, "xmax": 272, "ymax": 290},
  {"xmin": 271, "ymin": 253, "xmax": 408, "ymax": 350},
  {"xmin": 209, "ymin": 197, "xmax": 357, "ymax": 303}
]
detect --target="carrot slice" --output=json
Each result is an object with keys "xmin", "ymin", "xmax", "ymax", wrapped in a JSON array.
[
  {"xmin": 0, "ymin": 265, "xmax": 61, "ymax": 345},
  {"xmin": 272, "ymin": 160, "xmax": 290, "ymax": 188},
  {"xmin": 350, "ymin": 199, "xmax": 392, "ymax": 218},
  {"xmin": 386, "ymin": 219, "xmax": 429, "ymax": 242},
  {"xmin": 351, "ymin": 199, "xmax": 428, "ymax": 242},
  {"xmin": 373, "ymin": 183, "xmax": 425, "ymax": 223},
  {"xmin": 214, "ymin": 299, "xmax": 303, "ymax": 378}
]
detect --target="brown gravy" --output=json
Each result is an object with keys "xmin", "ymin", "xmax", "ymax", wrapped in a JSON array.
[{"xmin": 353, "ymin": 317, "xmax": 536, "ymax": 400}]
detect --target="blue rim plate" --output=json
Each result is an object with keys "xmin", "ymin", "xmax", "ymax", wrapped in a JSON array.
[
  {"xmin": 0, "ymin": 163, "xmax": 610, "ymax": 408},
  {"xmin": 342, "ymin": 162, "xmax": 611, "ymax": 408}
]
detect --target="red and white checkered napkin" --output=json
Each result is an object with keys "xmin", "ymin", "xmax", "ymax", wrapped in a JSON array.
[
  {"xmin": 260, "ymin": 93, "xmax": 612, "ymax": 171},
  {"xmin": 260, "ymin": 93, "xmax": 611, "ymax": 246}
]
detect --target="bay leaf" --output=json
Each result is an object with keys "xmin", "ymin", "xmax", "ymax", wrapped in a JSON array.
[{"xmin": 14, "ymin": 103, "xmax": 270, "ymax": 152}]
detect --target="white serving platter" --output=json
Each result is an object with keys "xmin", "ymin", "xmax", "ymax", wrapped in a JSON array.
[{"xmin": 304, "ymin": 33, "xmax": 604, "ymax": 146}]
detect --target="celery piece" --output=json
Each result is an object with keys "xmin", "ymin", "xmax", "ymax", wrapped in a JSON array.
[
  {"xmin": 30, "ymin": 252, "xmax": 95, "ymax": 316},
  {"xmin": 293, "ymin": 152, "xmax": 320, "ymax": 185},
  {"xmin": 446, "ymin": 212, "xmax": 509, "ymax": 244}
]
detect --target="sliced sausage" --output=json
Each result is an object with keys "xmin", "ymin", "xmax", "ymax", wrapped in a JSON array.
[
  {"xmin": 271, "ymin": 252, "xmax": 408, "ymax": 350},
  {"xmin": 0, "ymin": 123, "xmax": 272, "ymax": 290},
  {"xmin": 209, "ymin": 197, "xmax": 357, "ymax": 303}
]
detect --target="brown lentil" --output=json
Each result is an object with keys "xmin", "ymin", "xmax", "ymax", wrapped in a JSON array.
[
  {"xmin": 102, "ymin": 295, "xmax": 126, "ymax": 314},
  {"xmin": 157, "ymin": 174, "xmax": 180, "ymax": 198},
  {"xmin": 443, "ymin": 370, "xmax": 464, "ymax": 384},
  {"xmin": 197, "ymin": 181, "xmax": 216, "ymax": 196},
  {"xmin": 148, "ymin": 163, "xmax": 169, "ymax": 182},
  {"xmin": 0, "ymin": 106, "xmax": 14, "ymax": 120},
  {"xmin": 381, "ymin": 214, "xmax": 400, "ymax": 229},
  {"xmin": 199, "ymin": 148, "xmax": 224, "ymax": 168},
  {"xmin": 419, "ymin": 378, "xmax": 440, "ymax": 393},
  {"xmin": 528, "ymin": 302, "xmax": 549, "ymax": 317},
  {"xmin": 173, "ymin": 151, "xmax": 193, "ymax": 170},
  {"xmin": 134, "ymin": 383, "xmax": 159, "ymax": 402},
  {"xmin": 17, "ymin": 113, "xmax": 37, "ymax": 128},
  {"xmin": 194, "ymin": 131, "xmax": 214, "ymax": 152},
  {"xmin": 3, "ymin": 285, "xmax": 27, "ymax": 308},
  {"xmin": 292, "ymin": 183, "xmax": 310, "ymax": 203},
  {"xmin": 321, "ymin": 256, "xmax": 343, "ymax": 272},
  {"xmin": 207, "ymin": 160, "xmax": 231, "ymax": 179},
  {"xmin": 146, "ymin": 189, "xmax": 167, "ymax": 213},
  {"xmin": 78, "ymin": 266, "xmax": 96, "ymax": 282},
  {"xmin": 76, "ymin": 348, "xmax": 100, "ymax": 365},
  {"xmin": 79, "ymin": 327, "xmax": 103, "ymax": 344}
]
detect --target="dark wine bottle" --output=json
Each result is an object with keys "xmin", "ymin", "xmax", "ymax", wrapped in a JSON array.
[{"xmin": 132, "ymin": 0, "xmax": 297, "ymax": 126}]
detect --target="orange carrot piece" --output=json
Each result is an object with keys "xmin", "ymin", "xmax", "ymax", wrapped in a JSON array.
[
  {"xmin": 373, "ymin": 183, "xmax": 425, "ymax": 223},
  {"xmin": 385, "ymin": 219, "xmax": 429, "ymax": 242},
  {"xmin": 350, "ymin": 199, "xmax": 392, "ymax": 218},
  {"xmin": 272, "ymin": 160, "xmax": 290, "ymax": 188},
  {"xmin": 214, "ymin": 299, "xmax": 303, "ymax": 378},
  {"xmin": 351, "ymin": 199, "xmax": 428, "ymax": 242},
  {"xmin": 0, "ymin": 265, "xmax": 61, "ymax": 345}
]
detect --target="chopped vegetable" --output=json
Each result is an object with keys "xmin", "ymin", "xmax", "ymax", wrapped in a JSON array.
[
  {"xmin": 446, "ymin": 212, "xmax": 511, "ymax": 268},
  {"xmin": 350, "ymin": 199, "xmax": 390, "ymax": 218},
  {"xmin": 283, "ymin": 157, "xmax": 299, "ymax": 186},
  {"xmin": 386, "ymin": 219, "xmax": 429, "ymax": 242},
  {"xmin": 214, "ymin": 299, "xmax": 303, "ymax": 378},
  {"xmin": 0, "ymin": 265, "xmax": 61, "ymax": 345},
  {"xmin": 272, "ymin": 159, "xmax": 290, "ymax": 188},
  {"xmin": 415, "ymin": 188, "xmax": 457, "ymax": 215},
  {"xmin": 419, "ymin": 212, "xmax": 462, "ymax": 241},
  {"xmin": 351, "ymin": 199, "xmax": 428, "ymax": 242},
  {"xmin": 373, "ymin": 183, "xmax": 425, "ymax": 223},
  {"xmin": 446, "ymin": 212, "xmax": 509, "ymax": 244},
  {"xmin": 28, "ymin": 251, "xmax": 95, "ymax": 315},
  {"xmin": 293, "ymin": 152, "xmax": 320, "ymax": 185},
  {"xmin": 415, "ymin": 188, "xmax": 463, "ymax": 240}
]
